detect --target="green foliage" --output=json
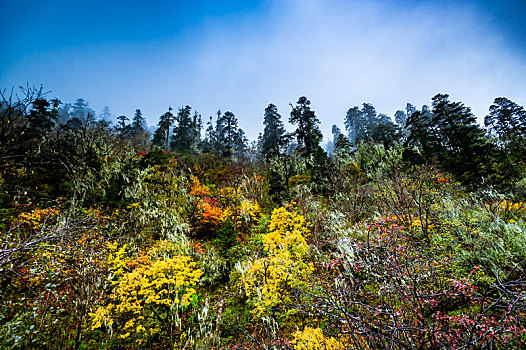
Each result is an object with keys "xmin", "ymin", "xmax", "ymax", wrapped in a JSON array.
[
  {"xmin": 356, "ymin": 141, "xmax": 405, "ymax": 179},
  {"xmin": 171, "ymin": 105, "xmax": 202, "ymax": 153},
  {"xmin": 433, "ymin": 195, "xmax": 526, "ymax": 278},
  {"xmin": 2, "ymin": 89, "xmax": 526, "ymax": 349},
  {"xmin": 214, "ymin": 219, "xmax": 238, "ymax": 256},
  {"xmin": 261, "ymin": 103, "xmax": 286, "ymax": 159},
  {"xmin": 290, "ymin": 96, "xmax": 322, "ymax": 158},
  {"xmin": 485, "ymin": 97, "xmax": 526, "ymax": 149},
  {"xmin": 152, "ymin": 108, "xmax": 174, "ymax": 149},
  {"xmin": 345, "ymin": 103, "xmax": 401, "ymax": 147}
]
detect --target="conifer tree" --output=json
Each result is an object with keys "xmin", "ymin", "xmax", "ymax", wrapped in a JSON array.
[
  {"xmin": 116, "ymin": 115, "xmax": 131, "ymax": 138},
  {"xmin": 261, "ymin": 103, "xmax": 285, "ymax": 159},
  {"xmin": 200, "ymin": 116, "xmax": 217, "ymax": 154},
  {"xmin": 152, "ymin": 107, "xmax": 174, "ymax": 149},
  {"xmin": 289, "ymin": 96, "xmax": 322, "ymax": 158},
  {"xmin": 344, "ymin": 106, "xmax": 366, "ymax": 144},
  {"xmin": 171, "ymin": 106, "xmax": 193, "ymax": 153},
  {"xmin": 131, "ymin": 109, "xmax": 147, "ymax": 136},
  {"xmin": 215, "ymin": 110, "xmax": 246, "ymax": 158},
  {"xmin": 485, "ymin": 97, "xmax": 526, "ymax": 151}
]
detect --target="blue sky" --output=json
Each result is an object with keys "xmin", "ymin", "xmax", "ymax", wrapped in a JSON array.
[{"xmin": 1, "ymin": 0, "xmax": 526, "ymax": 140}]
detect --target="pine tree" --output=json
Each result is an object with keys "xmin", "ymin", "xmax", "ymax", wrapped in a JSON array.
[
  {"xmin": 485, "ymin": 97, "xmax": 526, "ymax": 150},
  {"xmin": 216, "ymin": 111, "xmax": 240, "ymax": 158},
  {"xmin": 345, "ymin": 106, "xmax": 371, "ymax": 144},
  {"xmin": 24, "ymin": 98, "xmax": 59, "ymax": 144},
  {"xmin": 152, "ymin": 107, "xmax": 174, "ymax": 149},
  {"xmin": 190, "ymin": 110, "xmax": 202, "ymax": 152},
  {"xmin": 405, "ymin": 105, "xmax": 437, "ymax": 159},
  {"xmin": 431, "ymin": 94, "xmax": 485, "ymax": 155},
  {"xmin": 289, "ymin": 96, "xmax": 322, "ymax": 158},
  {"xmin": 432, "ymin": 94, "xmax": 489, "ymax": 183},
  {"xmin": 70, "ymin": 98, "xmax": 96, "ymax": 127},
  {"xmin": 368, "ymin": 113, "xmax": 401, "ymax": 148},
  {"xmin": 171, "ymin": 106, "xmax": 193, "ymax": 153},
  {"xmin": 261, "ymin": 103, "xmax": 285, "ymax": 159},
  {"xmin": 131, "ymin": 109, "xmax": 147, "ymax": 136},
  {"xmin": 116, "ymin": 115, "xmax": 131, "ymax": 137},
  {"xmin": 201, "ymin": 116, "xmax": 217, "ymax": 154}
]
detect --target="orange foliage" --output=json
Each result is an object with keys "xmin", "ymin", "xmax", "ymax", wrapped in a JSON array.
[
  {"xmin": 190, "ymin": 175, "xmax": 210, "ymax": 198},
  {"xmin": 198, "ymin": 197, "xmax": 223, "ymax": 227}
]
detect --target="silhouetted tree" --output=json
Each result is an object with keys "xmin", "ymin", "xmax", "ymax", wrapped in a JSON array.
[
  {"xmin": 171, "ymin": 106, "xmax": 193, "ymax": 153},
  {"xmin": 485, "ymin": 97, "xmax": 526, "ymax": 151},
  {"xmin": 131, "ymin": 109, "xmax": 146, "ymax": 135},
  {"xmin": 116, "ymin": 115, "xmax": 131, "ymax": 137},
  {"xmin": 152, "ymin": 107, "xmax": 174, "ymax": 149},
  {"xmin": 261, "ymin": 103, "xmax": 285, "ymax": 159},
  {"xmin": 289, "ymin": 96, "xmax": 322, "ymax": 158},
  {"xmin": 215, "ymin": 110, "xmax": 246, "ymax": 158},
  {"xmin": 70, "ymin": 98, "xmax": 96, "ymax": 127},
  {"xmin": 25, "ymin": 98, "xmax": 59, "ymax": 142}
]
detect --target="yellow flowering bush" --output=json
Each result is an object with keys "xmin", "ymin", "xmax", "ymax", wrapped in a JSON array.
[
  {"xmin": 264, "ymin": 204, "xmax": 309, "ymax": 257},
  {"xmin": 292, "ymin": 327, "xmax": 367, "ymax": 350},
  {"xmin": 107, "ymin": 242, "xmax": 130, "ymax": 282},
  {"xmin": 241, "ymin": 203, "xmax": 314, "ymax": 317},
  {"xmin": 90, "ymin": 240, "xmax": 203, "ymax": 344}
]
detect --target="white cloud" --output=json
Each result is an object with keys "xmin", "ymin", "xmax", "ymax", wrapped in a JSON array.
[{"xmin": 172, "ymin": 0, "xmax": 526, "ymax": 139}]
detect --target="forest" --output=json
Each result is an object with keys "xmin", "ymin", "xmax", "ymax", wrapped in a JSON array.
[{"xmin": 1, "ymin": 85, "xmax": 525, "ymax": 349}]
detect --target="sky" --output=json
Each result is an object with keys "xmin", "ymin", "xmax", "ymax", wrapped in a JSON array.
[{"xmin": 1, "ymin": 0, "xmax": 526, "ymax": 141}]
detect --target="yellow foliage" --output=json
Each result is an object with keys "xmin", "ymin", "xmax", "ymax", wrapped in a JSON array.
[
  {"xmin": 14, "ymin": 207, "xmax": 60, "ymax": 229},
  {"xmin": 216, "ymin": 186, "xmax": 242, "ymax": 207},
  {"xmin": 143, "ymin": 157, "xmax": 182, "ymax": 206},
  {"xmin": 222, "ymin": 199, "xmax": 262, "ymax": 230},
  {"xmin": 292, "ymin": 327, "xmax": 343, "ymax": 350},
  {"xmin": 107, "ymin": 242, "xmax": 130, "ymax": 282},
  {"xmin": 496, "ymin": 201, "xmax": 526, "ymax": 215},
  {"xmin": 127, "ymin": 202, "xmax": 141, "ymax": 209},
  {"xmin": 264, "ymin": 203, "xmax": 310, "ymax": 257},
  {"xmin": 90, "ymin": 303, "xmax": 114, "ymax": 330},
  {"xmin": 90, "ymin": 240, "xmax": 202, "ymax": 342},
  {"xmin": 484, "ymin": 200, "xmax": 526, "ymax": 223},
  {"xmin": 292, "ymin": 327, "xmax": 368, "ymax": 350},
  {"xmin": 241, "ymin": 203, "xmax": 313, "ymax": 317},
  {"xmin": 241, "ymin": 199, "xmax": 261, "ymax": 222}
]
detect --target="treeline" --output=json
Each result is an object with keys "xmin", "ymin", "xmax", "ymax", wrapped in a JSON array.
[{"xmin": 2, "ymin": 85, "xmax": 524, "ymax": 208}]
